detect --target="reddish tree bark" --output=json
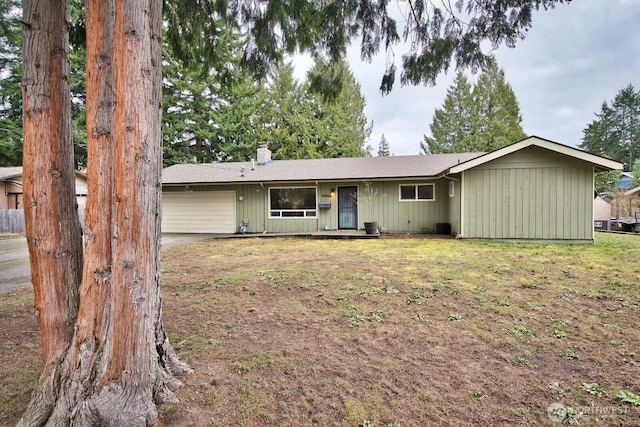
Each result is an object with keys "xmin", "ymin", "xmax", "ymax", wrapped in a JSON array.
[
  {"xmin": 21, "ymin": 0, "xmax": 83, "ymax": 384},
  {"xmin": 19, "ymin": 0, "xmax": 190, "ymax": 425}
]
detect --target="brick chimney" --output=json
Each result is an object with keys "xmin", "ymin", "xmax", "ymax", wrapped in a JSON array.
[{"xmin": 257, "ymin": 142, "xmax": 271, "ymax": 165}]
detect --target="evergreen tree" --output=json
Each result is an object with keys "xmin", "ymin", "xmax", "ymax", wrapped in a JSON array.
[
  {"xmin": 581, "ymin": 84, "xmax": 640, "ymax": 171},
  {"xmin": 260, "ymin": 62, "xmax": 311, "ymax": 159},
  {"xmin": 422, "ymin": 59, "xmax": 526, "ymax": 154},
  {"xmin": 162, "ymin": 23, "xmax": 266, "ymax": 165},
  {"xmin": 594, "ymin": 170, "xmax": 619, "ymax": 196},
  {"xmin": 261, "ymin": 59, "xmax": 371, "ymax": 160},
  {"xmin": 0, "ymin": 0, "xmax": 22, "ymax": 166},
  {"xmin": 162, "ymin": 46, "xmax": 225, "ymax": 164},
  {"xmin": 378, "ymin": 134, "xmax": 391, "ymax": 156},
  {"xmin": 0, "ymin": 0, "xmax": 87, "ymax": 168},
  {"xmin": 306, "ymin": 58, "xmax": 372, "ymax": 158},
  {"xmin": 467, "ymin": 58, "xmax": 526, "ymax": 151},
  {"xmin": 632, "ymin": 159, "xmax": 640, "ymax": 188},
  {"xmin": 213, "ymin": 71, "xmax": 267, "ymax": 161},
  {"xmin": 421, "ymin": 72, "xmax": 473, "ymax": 154}
]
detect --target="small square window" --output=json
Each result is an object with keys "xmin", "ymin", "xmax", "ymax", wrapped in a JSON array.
[{"xmin": 417, "ymin": 185, "xmax": 433, "ymax": 200}]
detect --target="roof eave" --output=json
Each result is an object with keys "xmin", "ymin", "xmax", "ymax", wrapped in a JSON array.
[{"xmin": 162, "ymin": 174, "xmax": 451, "ymax": 186}]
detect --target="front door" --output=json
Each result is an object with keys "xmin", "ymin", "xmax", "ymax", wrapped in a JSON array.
[{"xmin": 338, "ymin": 186, "xmax": 358, "ymax": 230}]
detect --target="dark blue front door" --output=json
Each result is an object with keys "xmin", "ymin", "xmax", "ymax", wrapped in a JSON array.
[{"xmin": 338, "ymin": 186, "xmax": 358, "ymax": 230}]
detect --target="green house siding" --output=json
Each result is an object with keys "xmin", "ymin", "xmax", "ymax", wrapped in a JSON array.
[
  {"xmin": 164, "ymin": 180, "xmax": 456, "ymax": 234},
  {"xmin": 447, "ymin": 179, "xmax": 462, "ymax": 235},
  {"xmin": 362, "ymin": 180, "xmax": 450, "ymax": 233},
  {"xmin": 461, "ymin": 149, "xmax": 594, "ymax": 240}
]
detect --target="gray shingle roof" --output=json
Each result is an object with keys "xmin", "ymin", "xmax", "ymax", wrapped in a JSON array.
[
  {"xmin": 0, "ymin": 167, "xmax": 23, "ymax": 181},
  {"xmin": 162, "ymin": 153, "xmax": 485, "ymax": 185}
]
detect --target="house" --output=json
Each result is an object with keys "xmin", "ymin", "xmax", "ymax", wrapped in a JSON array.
[
  {"xmin": 616, "ymin": 172, "xmax": 633, "ymax": 191},
  {"xmin": 0, "ymin": 167, "xmax": 24, "ymax": 209},
  {"xmin": 593, "ymin": 197, "xmax": 612, "ymax": 230},
  {"xmin": 0, "ymin": 167, "xmax": 89, "ymax": 210},
  {"xmin": 161, "ymin": 136, "xmax": 623, "ymax": 242}
]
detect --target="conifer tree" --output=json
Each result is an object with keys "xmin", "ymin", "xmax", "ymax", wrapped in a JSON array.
[
  {"xmin": 422, "ymin": 59, "xmax": 526, "ymax": 154},
  {"xmin": 421, "ymin": 72, "xmax": 473, "ymax": 154},
  {"xmin": 261, "ymin": 59, "xmax": 371, "ymax": 159},
  {"xmin": 378, "ymin": 134, "xmax": 391, "ymax": 156},
  {"xmin": 581, "ymin": 84, "xmax": 640, "ymax": 170}
]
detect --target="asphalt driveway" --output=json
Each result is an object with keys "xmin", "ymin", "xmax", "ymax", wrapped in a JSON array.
[{"xmin": 0, "ymin": 234, "xmax": 211, "ymax": 294}]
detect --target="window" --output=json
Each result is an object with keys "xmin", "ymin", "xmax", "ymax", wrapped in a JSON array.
[
  {"xmin": 269, "ymin": 187, "xmax": 317, "ymax": 218},
  {"xmin": 399, "ymin": 184, "xmax": 435, "ymax": 201}
]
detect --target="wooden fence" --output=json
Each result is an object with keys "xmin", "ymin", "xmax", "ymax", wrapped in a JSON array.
[
  {"xmin": 0, "ymin": 209, "xmax": 25, "ymax": 234},
  {"xmin": 0, "ymin": 208, "xmax": 85, "ymax": 235}
]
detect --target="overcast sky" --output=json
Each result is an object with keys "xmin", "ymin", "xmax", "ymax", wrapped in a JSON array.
[{"xmin": 295, "ymin": 0, "xmax": 640, "ymax": 156}]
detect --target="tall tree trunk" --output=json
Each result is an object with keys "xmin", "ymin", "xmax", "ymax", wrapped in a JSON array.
[
  {"xmin": 19, "ymin": 0, "xmax": 191, "ymax": 425},
  {"xmin": 20, "ymin": 0, "xmax": 83, "ymax": 399}
]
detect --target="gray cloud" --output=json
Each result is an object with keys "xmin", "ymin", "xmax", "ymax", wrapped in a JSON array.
[{"xmin": 339, "ymin": 0, "xmax": 640, "ymax": 155}]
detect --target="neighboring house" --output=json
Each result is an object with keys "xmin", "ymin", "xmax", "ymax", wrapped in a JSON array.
[
  {"xmin": 161, "ymin": 136, "xmax": 623, "ymax": 242},
  {"xmin": 593, "ymin": 197, "xmax": 612, "ymax": 231},
  {"xmin": 616, "ymin": 172, "xmax": 633, "ymax": 191},
  {"xmin": 0, "ymin": 167, "xmax": 89, "ymax": 209},
  {"xmin": 626, "ymin": 186, "xmax": 640, "ymax": 198},
  {"xmin": 0, "ymin": 167, "xmax": 23, "ymax": 209},
  {"xmin": 593, "ymin": 197, "xmax": 612, "ymax": 222}
]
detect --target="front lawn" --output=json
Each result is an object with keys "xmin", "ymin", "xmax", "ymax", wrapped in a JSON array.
[{"xmin": 1, "ymin": 233, "xmax": 639, "ymax": 426}]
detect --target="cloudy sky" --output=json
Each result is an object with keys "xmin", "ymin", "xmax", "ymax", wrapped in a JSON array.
[{"xmin": 296, "ymin": 0, "xmax": 640, "ymax": 156}]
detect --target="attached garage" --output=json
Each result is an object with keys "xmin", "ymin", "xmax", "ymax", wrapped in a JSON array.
[{"xmin": 162, "ymin": 191, "xmax": 236, "ymax": 233}]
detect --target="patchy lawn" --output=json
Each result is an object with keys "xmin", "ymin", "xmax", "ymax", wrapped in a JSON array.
[{"xmin": 1, "ymin": 233, "xmax": 639, "ymax": 426}]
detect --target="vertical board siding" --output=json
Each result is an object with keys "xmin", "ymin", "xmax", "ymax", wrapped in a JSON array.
[
  {"xmin": 463, "ymin": 166, "xmax": 592, "ymax": 240},
  {"xmin": 447, "ymin": 179, "xmax": 461, "ymax": 235},
  {"xmin": 371, "ymin": 180, "xmax": 450, "ymax": 233},
  {"xmin": 164, "ymin": 178, "xmax": 455, "ymax": 235}
]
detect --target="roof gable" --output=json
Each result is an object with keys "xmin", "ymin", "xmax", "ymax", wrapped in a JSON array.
[{"xmin": 448, "ymin": 136, "xmax": 623, "ymax": 174}]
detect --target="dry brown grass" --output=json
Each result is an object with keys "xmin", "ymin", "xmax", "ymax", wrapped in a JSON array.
[{"xmin": 1, "ymin": 233, "xmax": 639, "ymax": 426}]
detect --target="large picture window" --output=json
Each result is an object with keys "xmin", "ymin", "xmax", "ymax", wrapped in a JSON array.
[
  {"xmin": 399, "ymin": 184, "xmax": 435, "ymax": 201},
  {"xmin": 269, "ymin": 187, "xmax": 317, "ymax": 218}
]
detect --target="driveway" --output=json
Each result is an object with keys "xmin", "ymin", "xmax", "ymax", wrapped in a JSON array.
[
  {"xmin": 0, "ymin": 234, "xmax": 212, "ymax": 294},
  {"xmin": 0, "ymin": 237, "xmax": 31, "ymax": 294}
]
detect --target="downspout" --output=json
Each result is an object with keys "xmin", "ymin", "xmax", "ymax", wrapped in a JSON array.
[
  {"xmin": 438, "ymin": 171, "xmax": 461, "ymax": 237},
  {"xmin": 260, "ymin": 182, "xmax": 267, "ymax": 233},
  {"xmin": 591, "ymin": 166, "xmax": 595, "ymax": 242},
  {"xmin": 459, "ymin": 171, "xmax": 465, "ymax": 238}
]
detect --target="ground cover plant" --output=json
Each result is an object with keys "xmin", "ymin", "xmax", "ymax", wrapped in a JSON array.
[{"xmin": 1, "ymin": 233, "xmax": 639, "ymax": 426}]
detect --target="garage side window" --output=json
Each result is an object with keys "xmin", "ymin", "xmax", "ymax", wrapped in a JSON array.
[
  {"xmin": 399, "ymin": 184, "xmax": 435, "ymax": 201},
  {"xmin": 269, "ymin": 187, "xmax": 317, "ymax": 218}
]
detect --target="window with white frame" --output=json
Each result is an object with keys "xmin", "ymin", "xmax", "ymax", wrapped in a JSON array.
[
  {"xmin": 269, "ymin": 187, "xmax": 317, "ymax": 218},
  {"xmin": 399, "ymin": 184, "xmax": 435, "ymax": 201}
]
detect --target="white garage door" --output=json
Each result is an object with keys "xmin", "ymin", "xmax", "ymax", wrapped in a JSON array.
[{"xmin": 162, "ymin": 191, "xmax": 236, "ymax": 233}]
